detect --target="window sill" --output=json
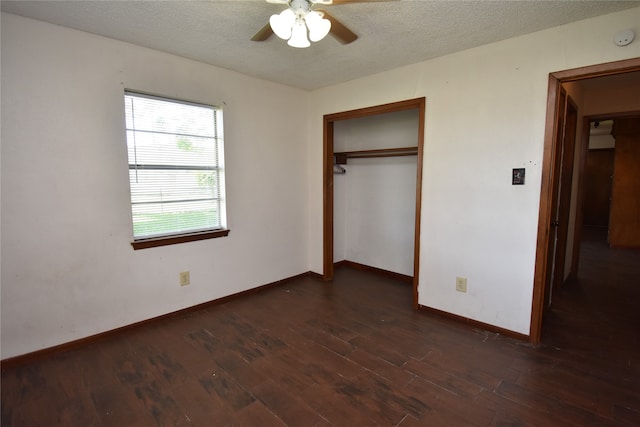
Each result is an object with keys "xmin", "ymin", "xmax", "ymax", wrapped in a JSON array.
[{"xmin": 131, "ymin": 229, "xmax": 230, "ymax": 250}]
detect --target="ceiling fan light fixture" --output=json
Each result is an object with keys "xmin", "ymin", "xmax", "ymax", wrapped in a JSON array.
[
  {"xmin": 305, "ymin": 11, "xmax": 331, "ymax": 42},
  {"xmin": 270, "ymin": 8, "xmax": 295, "ymax": 40},
  {"xmin": 288, "ymin": 19, "xmax": 311, "ymax": 48},
  {"xmin": 253, "ymin": 0, "xmax": 358, "ymax": 47}
]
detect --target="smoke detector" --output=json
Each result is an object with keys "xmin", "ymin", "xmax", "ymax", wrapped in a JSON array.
[{"xmin": 614, "ymin": 29, "xmax": 635, "ymax": 47}]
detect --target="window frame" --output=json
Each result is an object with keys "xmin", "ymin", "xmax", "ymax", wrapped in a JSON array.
[
  {"xmin": 123, "ymin": 90, "xmax": 229, "ymax": 250},
  {"xmin": 130, "ymin": 228, "xmax": 230, "ymax": 250}
]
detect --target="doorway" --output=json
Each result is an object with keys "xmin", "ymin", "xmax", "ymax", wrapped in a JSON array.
[
  {"xmin": 323, "ymin": 98, "xmax": 425, "ymax": 308},
  {"xmin": 530, "ymin": 58, "xmax": 640, "ymax": 344}
]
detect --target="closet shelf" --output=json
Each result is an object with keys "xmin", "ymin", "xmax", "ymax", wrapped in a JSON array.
[{"xmin": 334, "ymin": 146, "xmax": 418, "ymax": 164}]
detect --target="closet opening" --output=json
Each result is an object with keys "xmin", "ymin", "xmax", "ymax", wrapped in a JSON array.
[{"xmin": 323, "ymin": 98, "xmax": 425, "ymax": 308}]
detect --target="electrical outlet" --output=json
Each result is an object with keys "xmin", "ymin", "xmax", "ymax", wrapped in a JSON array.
[
  {"xmin": 455, "ymin": 276, "xmax": 467, "ymax": 293},
  {"xmin": 180, "ymin": 271, "xmax": 190, "ymax": 286}
]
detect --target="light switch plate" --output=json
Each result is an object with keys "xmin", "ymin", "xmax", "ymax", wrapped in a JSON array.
[{"xmin": 512, "ymin": 168, "xmax": 525, "ymax": 185}]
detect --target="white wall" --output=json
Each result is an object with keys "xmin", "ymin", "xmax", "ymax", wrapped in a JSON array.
[
  {"xmin": 0, "ymin": 13, "xmax": 310, "ymax": 359},
  {"xmin": 333, "ymin": 110, "xmax": 418, "ymax": 275},
  {"xmin": 588, "ymin": 120, "xmax": 615, "ymax": 150},
  {"xmin": 589, "ymin": 134, "xmax": 616, "ymax": 149},
  {"xmin": 307, "ymin": 8, "xmax": 640, "ymax": 335}
]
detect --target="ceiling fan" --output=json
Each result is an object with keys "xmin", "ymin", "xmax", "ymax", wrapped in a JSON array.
[{"xmin": 251, "ymin": 0, "xmax": 385, "ymax": 48}]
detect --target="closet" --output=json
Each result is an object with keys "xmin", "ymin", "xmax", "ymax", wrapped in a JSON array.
[{"xmin": 323, "ymin": 98, "xmax": 425, "ymax": 306}]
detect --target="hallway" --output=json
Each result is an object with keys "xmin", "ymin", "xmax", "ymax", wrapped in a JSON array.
[{"xmin": 541, "ymin": 225, "xmax": 640, "ymax": 423}]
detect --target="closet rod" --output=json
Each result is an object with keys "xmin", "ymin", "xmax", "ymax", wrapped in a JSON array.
[{"xmin": 334, "ymin": 146, "xmax": 418, "ymax": 164}]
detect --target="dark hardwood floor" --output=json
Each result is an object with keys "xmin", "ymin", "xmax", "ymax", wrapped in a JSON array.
[{"xmin": 2, "ymin": 228, "xmax": 639, "ymax": 426}]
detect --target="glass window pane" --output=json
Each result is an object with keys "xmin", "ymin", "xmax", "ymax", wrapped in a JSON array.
[
  {"xmin": 124, "ymin": 91, "xmax": 224, "ymax": 240},
  {"xmin": 131, "ymin": 200, "xmax": 220, "ymax": 238}
]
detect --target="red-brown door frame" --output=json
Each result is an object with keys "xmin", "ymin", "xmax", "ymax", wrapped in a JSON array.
[
  {"xmin": 552, "ymin": 96, "xmax": 579, "ymax": 294},
  {"xmin": 323, "ymin": 98, "xmax": 425, "ymax": 309},
  {"xmin": 530, "ymin": 57, "xmax": 640, "ymax": 344}
]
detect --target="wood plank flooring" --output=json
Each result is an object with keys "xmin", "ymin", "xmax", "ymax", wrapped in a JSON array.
[{"xmin": 2, "ymin": 227, "xmax": 639, "ymax": 426}]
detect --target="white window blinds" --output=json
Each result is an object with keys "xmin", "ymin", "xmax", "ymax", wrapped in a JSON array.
[{"xmin": 124, "ymin": 91, "xmax": 225, "ymax": 240}]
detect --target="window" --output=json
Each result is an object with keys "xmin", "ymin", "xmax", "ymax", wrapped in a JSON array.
[{"xmin": 124, "ymin": 91, "xmax": 228, "ymax": 249}]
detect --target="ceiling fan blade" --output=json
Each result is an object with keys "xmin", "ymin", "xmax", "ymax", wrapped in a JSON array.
[
  {"xmin": 251, "ymin": 22, "xmax": 273, "ymax": 41},
  {"xmin": 320, "ymin": 10, "xmax": 357, "ymax": 44}
]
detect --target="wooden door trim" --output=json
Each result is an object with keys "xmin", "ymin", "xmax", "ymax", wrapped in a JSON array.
[
  {"xmin": 552, "ymin": 95, "xmax": 578, "ymax": 292},
  {"xmin": 568, "ymin": 117, "xmax": 593, "ymax": 279},
  {"xmin": 530, "ymin": 57, "xmax": 640, "ymax": 344},
  {"xmin": 322, "ymin": 118, "xmax": 335, "ymax": 280},
  {"xmin": 322, "ymin": 97, "xmax": 426, "ymax": 308},
  {"xmin": 542, "ymin": 86, "xmax": 566, "ymax": 311}
]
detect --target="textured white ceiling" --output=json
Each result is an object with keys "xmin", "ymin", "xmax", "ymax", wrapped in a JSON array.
[{"xmin": 2, "ymin": 0, "xmax": 639, "ymax": 90}]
